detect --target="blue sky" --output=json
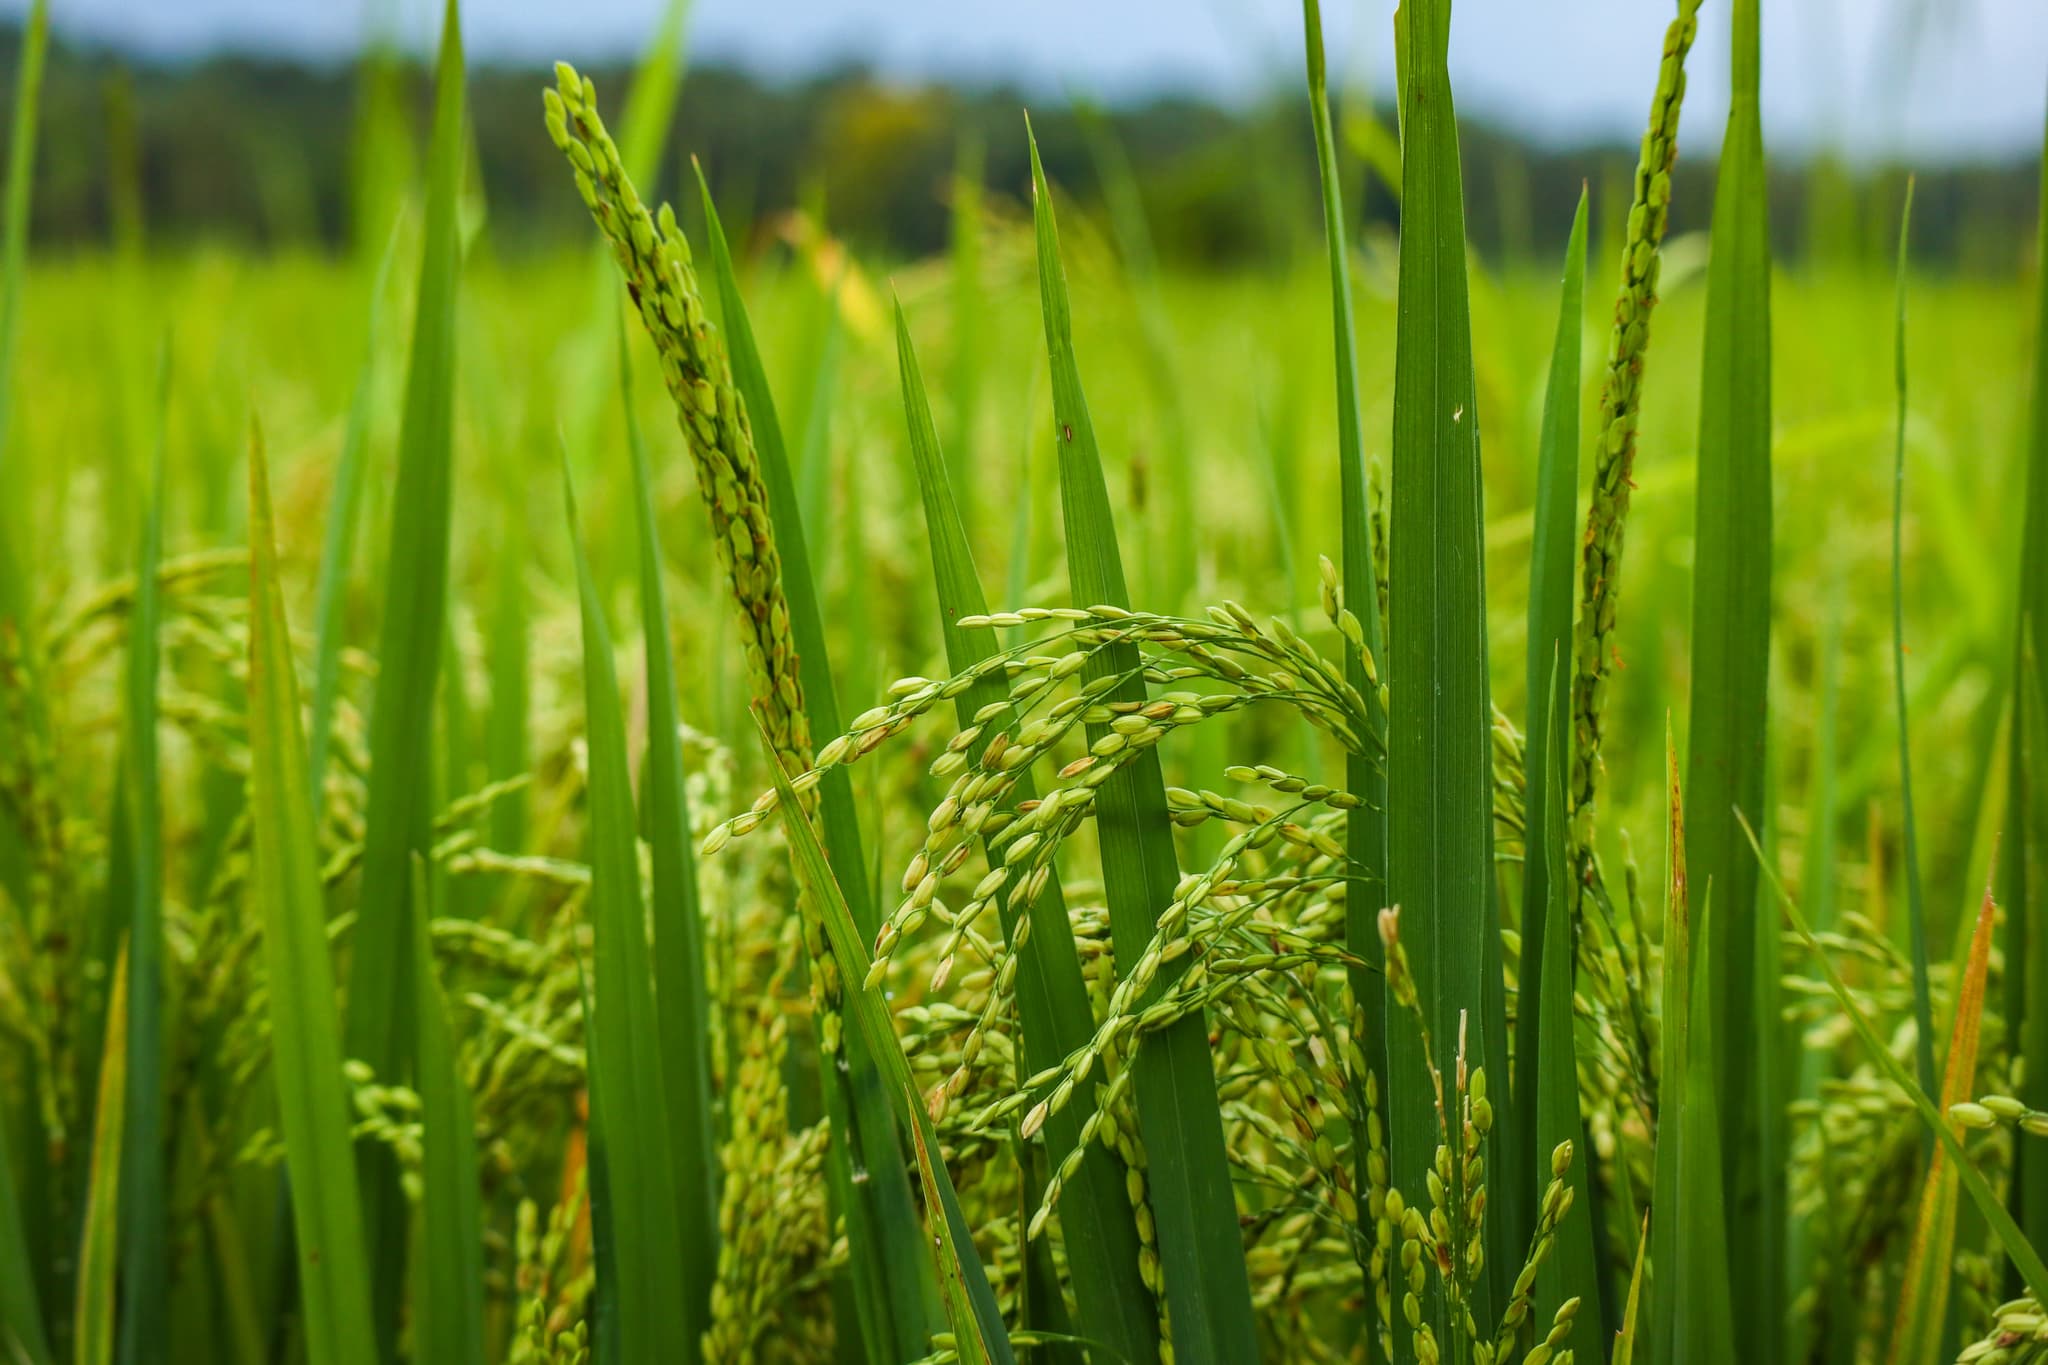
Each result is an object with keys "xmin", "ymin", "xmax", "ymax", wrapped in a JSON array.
[{"xmin": 10, "ymin": 0, "xmax": 2046, "ymax": 160}]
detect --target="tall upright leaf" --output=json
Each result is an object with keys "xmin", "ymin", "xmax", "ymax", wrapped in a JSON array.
[
  {"xmin": 1300, "ymin": 5, "xmax": 1393, "ymax": 1315},
  {"xmin": 2006, "ymin": 83, "xmax": 2048, "ymax": 1260},
  {"xmin": 1386, "ymin": 0, "xmax": 1502, "ymax": 1331},
  {"xmin": 563, "ymin": 465, "xmax": 695, "ymax": 1365},
  {"xmin": 341, "ymin": 4, "xmax": 464, "ymax": 1339},
  {"xmin": 115, "ymin": 355, "xmax": 169, "ymax": 1365},
  {"xmin": 895, "ymin": 302, "xmax": 1159, "ymax": 1365},
  {"xmin": 408, "ymin": 859, "xmax": 485, "ymax": 1365},
  {"xmin": 1027, "ymin": 123, "xmax": 1259, "ymax": 1365},
  {"xmin": 1684, "ymin": 0, "xmax": 1777, "ymax": 1345},
  {"xmin": 246, "ymin": 428, "xmax": 378, "ymax": 1365},
  {"xmin": 1887, "ymin": 181, "xmax": 1938, "ymax": 1104},
  {"xmin": 693, "ymin": 168, "xmax": 941, "ymax": 1358},
  {"xmin": 1649, "ymin": 737, "xmax": 1734, "ymax": 1363},
  {"xmin": 1517, "ymin": 188, "xmax": 1589, "ymax": 1267},
  {"xmin": 0, "ymin": 1011, "xmax": 46, "ymax": 1365},
  {"xmin": 73, "ymin": 947, "xmax": 129, "ymax": 1365},
  {"xmin": 617, "ymin": 319, "xmax": 719, "ymax": 1353},
  {"xmin": 1531, "ymin": 658, "xmax": 1601, "ymax": 1335}
]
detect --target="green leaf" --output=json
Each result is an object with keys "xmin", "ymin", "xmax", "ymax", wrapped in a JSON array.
[
  {"xmin": 73, "ymin": 946, "xmax": 130, "ymax": 1365},
  {"xmin": 1385, "ymin": 0, "xmax": 1503, "ymax": 1330},
  {"xmin": 907, "ymin": 1093, "xmax": 996, "ymax": 1365},
  {"xmin": 694, "ymin": 166, "xmax": 941, "ymax": 1359},
  {"xmin": 617, "ymin": 315, "xmax": 720, "ymax": 1352},
  {"xmin": 1517, "ymin": 186, "xmax": 1589, "ymax": 1279},
  {"xmin": 894, "ymin": 301, "xmax": 1160, "ymax": 1365},
  {"xmin": 408, "ymin": 859, "xmax": 485, "ymax": 1365},
  {"xmin": 1027, "ymin": 120, "xmax": 1258, "ymax": 1365},
  {"xmin": 1886, "ymin": 179, "xmax": 1938, "ymax": 1107},
  {"xmin": 308, "ymin": 218, "xmax": 405, "ymax": 806},
  {"xmin": 1684, "ymin": 0, "xmax": 1778, "ymax": 1344},
  {"xmin": 1300, "ymin": 4, "xmax": 1393, "ymax": 1313},
  {"xmin": 246, "ymin": 425, "xmax": 378, "ymax": 1365},
  {"xmin": 562, "ymin": 461, "xmax": 696, "ymax": 1365},
  {"xmin": 340, "ymin": 3, "xmax": 464, "ymax": 1339},
  {"xmin": 758, "ymin": 736, "xmax": 1015, "ymax": 1365},
  {"xmin": 115, "ymin": 349, "xmax": 169, "ymax": 1365},
  {"xmin": 1610, "ymin": 1214, "xmax": 1649, "ymax": 1365},
  {"xmin": 1531, "ymin": 655, "xmax": 1601, "ymax": 1333},
  {"xmin": 2005, "ymin": 82, "xmax": 2048, "ymax": 1259},
  {"xmin": 1649, "ymin": 736, "xmax": 1735, "ymax": 1363},
  {"xmin": 1789, "ymin": 575, "xmax": 1854, "ymax": 1362}
]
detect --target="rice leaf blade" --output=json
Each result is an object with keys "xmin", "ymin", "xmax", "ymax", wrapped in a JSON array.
[
  {"xmin": 2006, "ymin": 83, "xmax": 2048, "ymax": 1257},
  {"xmin": 1027, "ymin": 121, "xmax": 1259, "ymax": 1365},
  {"xmin": 408, "ymin": 860, "xmax": 486, "ymax": 1365},
  {"xmin": 1532, "ymin": 656, "xmax": 1601, "ymax": 1331},
  {"xmin": 1649, "ymin": 735, "xmax": 1734, "ymax": 1362},
  {"xmin": 115, "ymin": 354, "xmax": 169, "ymax": 1365},
  {"xmin": 1684, "ymin": 0, "xmax": 1778, "ymax": 1342},
  {"xmin": 1886, "ymin": 180, "xmax": 1938, "ymax": 1106},
  {"xmin": 1515, "ymin": 184, "xmax": 1589, "ymax": 1162},
  {"xmin": 618, "ymin": 316, "xmax": 720, "ymax": 1350},
  {"xmin": 1301, "ymin": 4, "xmax": 1394, "ymax": 1311},
  {"xmin": 341, "ymin": 5, "xmax": 466, "ymax": 1339},
  {"xmin": 563, "ymin": 463, "xmax": 696, "ymax": 1364},
  {"xmin": 73, "ymin": 946, "xmax": 130, "ymax": 1365},
  {"xmin": 1610, "ymin": 1214, "xmax": 1649, "ymax": 1365},
  {"xmin": 1518, "ymin": 188, "xmax": 1589, "ymax": 1274},
  {"xmin": 246, "ymin": 426, "xmax": 378, "ymax": 1365},
  {"xmin": 1386, "ymin": 0, "xmax": 1503, "ymax": 1328},
  {"xmin": 894, "ymin": 302, "xmax": 1160, "ymax": 1365}
]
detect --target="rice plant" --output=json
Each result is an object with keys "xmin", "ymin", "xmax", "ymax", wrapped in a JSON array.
[{"xmin": 0, "ymin": 0, "xmax": 2044, "ymax": 1362}]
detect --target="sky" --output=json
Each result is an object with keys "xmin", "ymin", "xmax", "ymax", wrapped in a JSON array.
[{"xmin": 8, "ymin": 0, "xmax": 2046, "ymax": 161}]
